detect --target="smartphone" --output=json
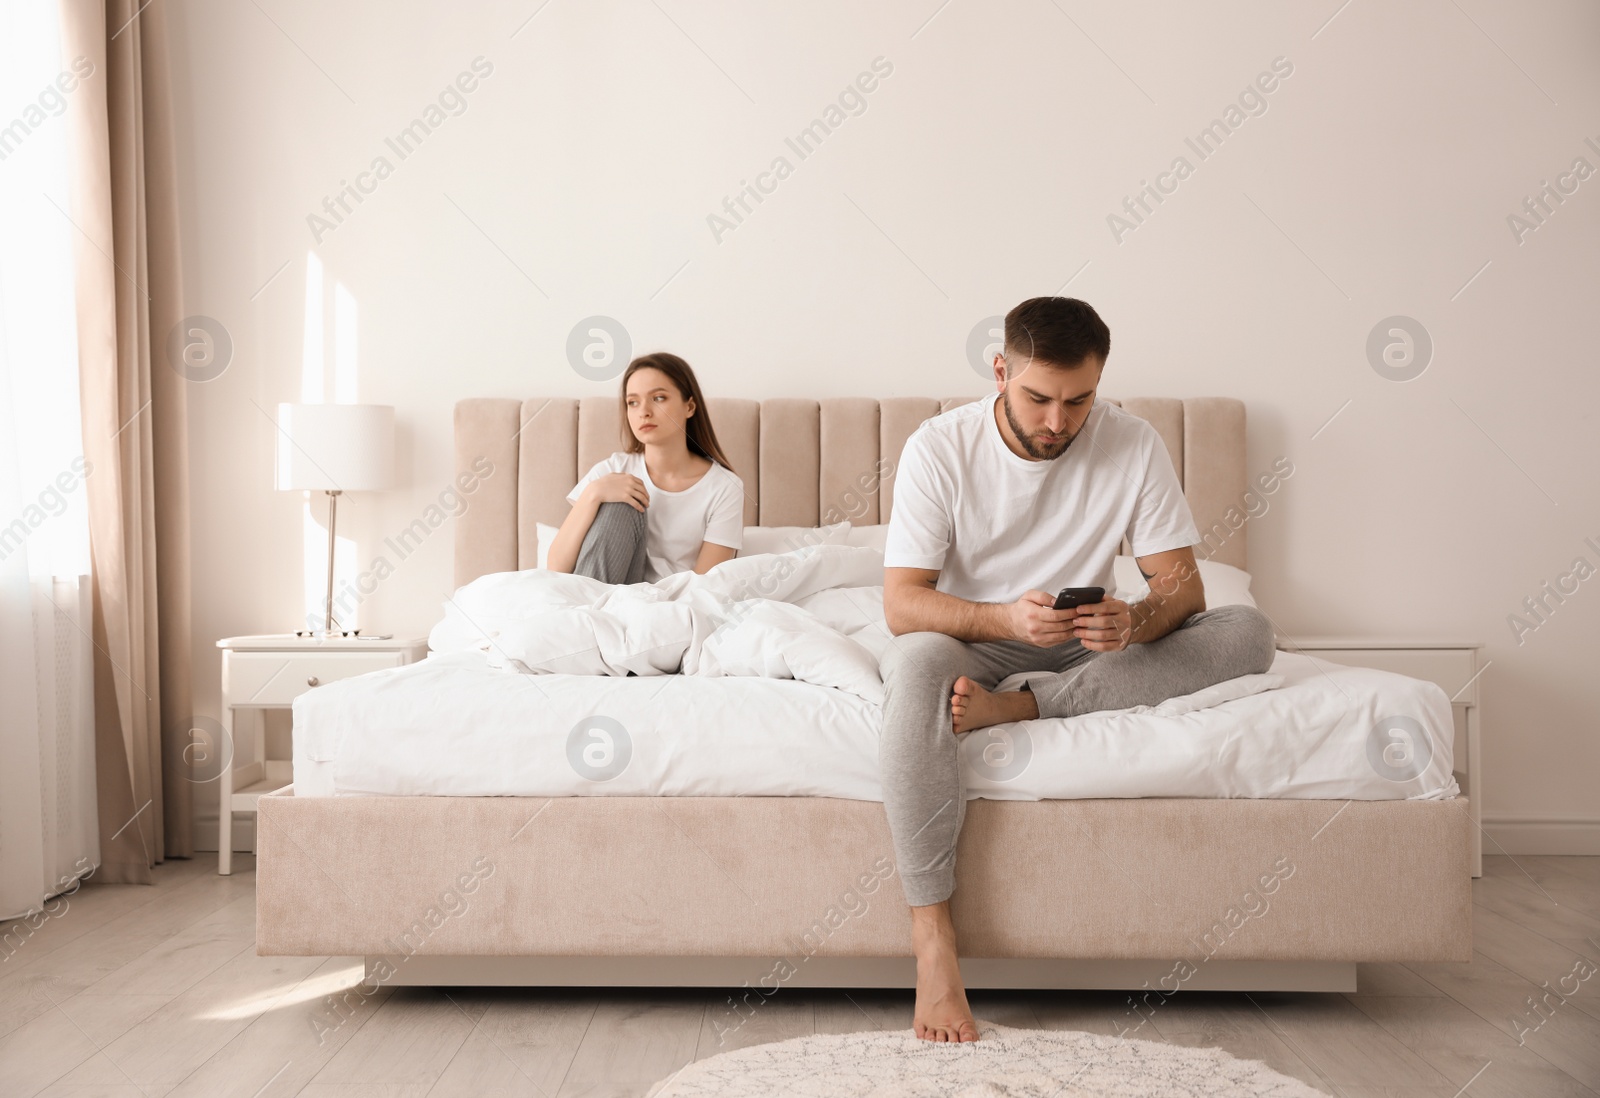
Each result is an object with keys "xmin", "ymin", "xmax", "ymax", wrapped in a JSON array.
[{"xmin": 1053, "ymin": 586, "xmax": 1104, "ymax": 612}]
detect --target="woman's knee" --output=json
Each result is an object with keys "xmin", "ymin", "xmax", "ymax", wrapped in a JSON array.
[
  {"xmin": 580, "ymin": 502, "xmax": 644, "ymax": 553},
  {"xmin": 591, "ymin": 500, "xmax": 646, "ymax": 532}
]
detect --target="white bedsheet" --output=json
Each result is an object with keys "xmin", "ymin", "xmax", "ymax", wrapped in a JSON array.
[
  {"xmin": 291, "ymin": 649, "xmax": 1458, "ymax": 802},
  {"xmin": 294, "ymin": 544, "xmax": 1456, "ymax": 800}
]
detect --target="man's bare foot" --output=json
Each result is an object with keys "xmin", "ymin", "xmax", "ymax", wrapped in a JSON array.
[
  {"xmin": 914, "ymin": 951, "xmax": 979, "ymax": 1043},
  {"xmin": 949, "ymin": 676, "xmax": 1038, "ymax": 735},
  {"xmin": 911, "ymin": 902, "xmax": 980, "ymax": 1042}
]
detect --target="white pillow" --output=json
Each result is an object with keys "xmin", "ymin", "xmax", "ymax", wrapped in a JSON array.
[
  {"xmin": 1113, "ymin": 555, "xmax": 1257, "ymax": 609},
  {"xmin": 737, "ymin": 521, "xmax": 851, "ymax": 557},
  {"xmin": 535, "ymin": 522, "xmax": 558, "ymax": 569},
  {"xmin": 842, "ymin": 524, "xmax": 889, "ymax": 552}
]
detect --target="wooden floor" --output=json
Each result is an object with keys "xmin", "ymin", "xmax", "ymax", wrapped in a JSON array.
[{"xmin": 1, "ymin": 855, "xmax": 1597, "ymax": 1097}]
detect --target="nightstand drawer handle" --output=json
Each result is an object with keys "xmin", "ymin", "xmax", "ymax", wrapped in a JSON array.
[{"xmin": 306, "ymin": 675, "xmax": 320, "ymax": 687}]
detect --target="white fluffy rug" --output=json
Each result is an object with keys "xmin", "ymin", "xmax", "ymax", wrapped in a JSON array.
[{"xmin": 646, "ymin": 1020, "xmax": 1324, "ymax": 1097}]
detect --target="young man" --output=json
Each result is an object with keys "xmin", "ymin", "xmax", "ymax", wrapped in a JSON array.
[{"xmin": 879, "ymin": 296, "xmax": 1276, "ymax": 1042}]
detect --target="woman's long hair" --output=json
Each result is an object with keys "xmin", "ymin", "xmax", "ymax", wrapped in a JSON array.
[{"xmin": 618, "ymin": 352, "xmax": 736, "ymax": 474}]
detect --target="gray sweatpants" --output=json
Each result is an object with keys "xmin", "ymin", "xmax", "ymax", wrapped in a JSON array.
[
  {"xmin": 878, "ymin": 603, "xmax": 1277, "ymax": 907},
  {"xmin": 573, "ymin": 501, "xmax": 648, "ymax": 585}
]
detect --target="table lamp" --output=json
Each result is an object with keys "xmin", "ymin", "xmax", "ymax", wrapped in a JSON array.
[{"xmin": 275, "ymin": 403, "xmax": 395, "ymax": 637}]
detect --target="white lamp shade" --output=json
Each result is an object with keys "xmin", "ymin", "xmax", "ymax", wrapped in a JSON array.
[{"xmin": 275, "ymin": 403, "xmax": 395, "ymax": 492}]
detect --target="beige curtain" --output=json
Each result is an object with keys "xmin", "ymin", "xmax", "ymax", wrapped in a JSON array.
[{"xmin": 61, "ymin": 0, "xmax": 194, "ymax": 882}]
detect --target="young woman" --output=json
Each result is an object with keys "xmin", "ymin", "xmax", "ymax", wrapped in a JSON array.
[{"xmin": 547, "ymin": 352, "xmax": 744, "ymax": 584}]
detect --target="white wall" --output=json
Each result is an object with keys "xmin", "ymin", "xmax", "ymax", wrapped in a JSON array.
[{"xmin": 164, "ymin": 1, "xmax": 1600, "ymax": 850}]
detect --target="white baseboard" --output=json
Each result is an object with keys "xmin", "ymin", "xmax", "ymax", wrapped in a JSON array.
[
  {"xmin": 1481, "ymin": 815, "xmax": 1600, "ymax": 856},
  {"xmin": 190, "ymin": 811, "xmax": 256, "ymax": 854}
]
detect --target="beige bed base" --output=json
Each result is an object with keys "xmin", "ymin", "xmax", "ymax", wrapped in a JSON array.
[
  {"xmin": 255, "ymin": 793, "xmax": 1472, "ymax": 991},
  {"xmin": 254, "ymin": 394, "xmax": 1474, "ymax": 990}
]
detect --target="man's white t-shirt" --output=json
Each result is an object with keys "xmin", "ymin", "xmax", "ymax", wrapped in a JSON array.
[
  {"xmin": 566, "ymin": 451, "xmax": 744, "ymax": 582},
  {"xmin": 883, "ymin": 393, "xmax": 1199, "ymax": 603}
]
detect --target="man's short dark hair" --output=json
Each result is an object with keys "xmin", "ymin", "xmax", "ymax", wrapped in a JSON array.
[{"xmin": 1004, "ymin": 297, "xmax": 1110, "ymax": 372}]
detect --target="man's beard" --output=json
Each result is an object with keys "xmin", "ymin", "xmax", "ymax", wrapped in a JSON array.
[{"xmin": 1002, "ymin": 391, "xmax": 1077, "ymax": 460}]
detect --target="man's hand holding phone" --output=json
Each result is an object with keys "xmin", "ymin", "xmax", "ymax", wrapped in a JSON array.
[
  {"xmin": 1054, "ymin": 586, "xmax": 1133, "ymax": 652},
  {"xmin": 1008, "ymin": 586, "xmax": 1135, "ymax": 651}
]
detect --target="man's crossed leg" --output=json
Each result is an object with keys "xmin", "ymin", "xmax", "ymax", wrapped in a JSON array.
[{"xmin": 877, "ymin": 604, "xmax": 1276, "ymax": 1041}]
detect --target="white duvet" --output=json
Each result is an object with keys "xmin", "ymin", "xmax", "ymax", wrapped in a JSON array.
[
  {"xmin": 294, "ymin": 544, "xmax": 1459, "ymax": 802},
  {"xmin": 428, "ymin": 544, "xmax": 898, "ymax": 703}
]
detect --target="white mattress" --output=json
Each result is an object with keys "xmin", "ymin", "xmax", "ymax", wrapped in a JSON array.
[{"xmin": 291, "ymin": 648, "xmax": 1458, "ymax": 802}]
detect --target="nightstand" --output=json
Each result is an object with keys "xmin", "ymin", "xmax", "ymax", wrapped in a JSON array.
[
  {"xmin": 215, "ymin": 633, "xmax": 427, "ymax": 874},
  {"xmin": 1276, "ymin": 636, "xmax": 1484, "ymax": 877}
]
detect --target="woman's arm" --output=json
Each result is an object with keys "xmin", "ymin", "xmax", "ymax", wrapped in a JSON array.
[
  {"xmin": 692, "ymin": 541, "xmax": 737, "ymax": 575},
  {"xmin": 548, "ymin": 471, "xmax": 651, "ymax": 573},
  {"xmin": 545, "ymin": 490, "xmax": 602, "ymax": 574},
  {"xmin": 694, "ymin": 476, "xmax": 744, "ymax": 576}
]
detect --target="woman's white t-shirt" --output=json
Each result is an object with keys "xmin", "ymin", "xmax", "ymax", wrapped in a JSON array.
[
  {"xmin": 883, "ymin": 393, "xmax": 1199, "ymax": 603},
  {"xmin": 566, "ymin": 451, "xmax": 745, "ymax": 581}
]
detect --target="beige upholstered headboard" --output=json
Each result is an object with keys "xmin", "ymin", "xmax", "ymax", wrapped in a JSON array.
[{"xmin": 453, "ymin": 396, "xmax": 1248, "ymax": 587}]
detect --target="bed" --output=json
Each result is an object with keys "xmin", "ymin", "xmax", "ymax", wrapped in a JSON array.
[{"xmin": 254, "ymin": 394, "xmax": 1473, "ymax": 992}]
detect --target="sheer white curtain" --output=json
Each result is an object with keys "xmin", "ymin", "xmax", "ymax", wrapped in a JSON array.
[{"xmin": 0, "ymin": 0, "xmax": 100, "ymax": 921}]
